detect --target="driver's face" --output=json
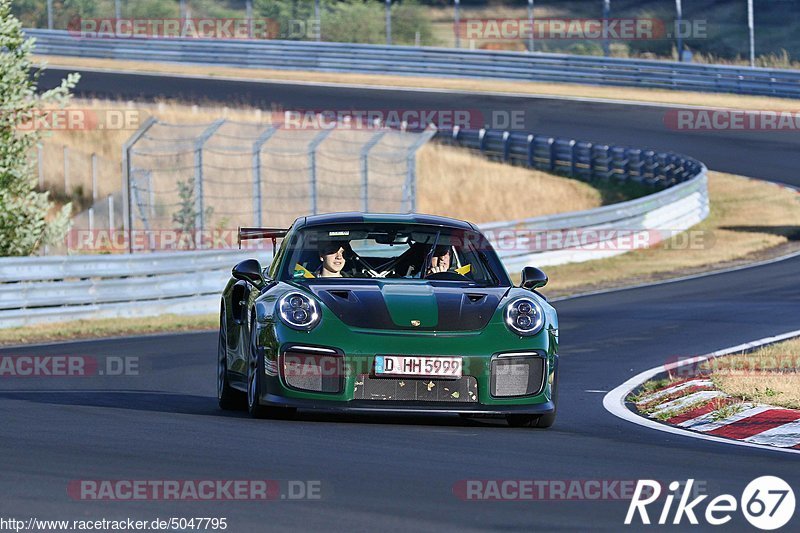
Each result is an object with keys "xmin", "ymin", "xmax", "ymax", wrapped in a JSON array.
[{"xmin": 431, "ymin": 251, "xmax": 450, "ymax": 271}]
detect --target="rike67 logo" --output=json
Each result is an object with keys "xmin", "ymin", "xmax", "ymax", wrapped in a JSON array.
[{"xmin": 626, "ymin": 477, "xmax": 795, "ymax": 530}]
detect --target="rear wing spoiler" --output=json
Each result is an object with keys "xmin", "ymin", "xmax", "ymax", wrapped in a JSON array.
[{"xmin": 237, "ymin": 227, "xmax": 289, "ymax": 250}]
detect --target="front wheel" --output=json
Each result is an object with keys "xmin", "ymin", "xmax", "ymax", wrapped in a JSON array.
[
  {"xmin": 246, "ymin": 320, "xmax": 269, "ymax": 418},
  {"xmin": 246, "ymin": 317, "xmax": 296, "ymax": 420},
  {"xmin": 218, "ymin": 310, "xmax": 244, "ymax": 410}
]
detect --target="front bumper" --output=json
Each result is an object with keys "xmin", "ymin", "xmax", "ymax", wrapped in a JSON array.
[
  {"xmin": 256, "ymin": 320, "xmax": 559, "ymax": 411},
  {"xmin": 258, "ymin": 346, "xmax": 559, "ymax": 413},
  {"xmin": 259, "ymin": 393, "xmax": 556, "ymax": 415}
]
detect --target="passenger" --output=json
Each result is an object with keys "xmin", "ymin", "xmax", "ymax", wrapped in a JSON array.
[{"xmin": 316, "ymin": 241, "xmax": 349, "ymax": 278}]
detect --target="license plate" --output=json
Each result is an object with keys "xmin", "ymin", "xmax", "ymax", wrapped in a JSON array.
[{"xmin": 374, "ymin": 355, "xmax": 462, "ymax": 378}]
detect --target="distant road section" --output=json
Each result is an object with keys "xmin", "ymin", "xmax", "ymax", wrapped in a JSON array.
[{"xmin": 37, "ymin": 67, "xmax": 800, "ymax": 186}]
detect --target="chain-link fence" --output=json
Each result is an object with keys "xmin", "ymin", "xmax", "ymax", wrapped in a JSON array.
[
  {"xmin": 33, "ymin": 142, "xmax": 121, "ymax": 231},
  {"xmin": 122, "ymin": 118, "xmax": 435, "ymax": 250}
]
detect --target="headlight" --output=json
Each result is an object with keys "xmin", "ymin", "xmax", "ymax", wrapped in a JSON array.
[
  {"xmin": 278, "ymin": 292, "xmax": 321, "ymax": 330},
  {"xmin": 504, "ymin": 297, "xmax": 544, "ymax": 336}
]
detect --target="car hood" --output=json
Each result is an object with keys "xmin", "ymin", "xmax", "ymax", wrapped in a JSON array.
[{"xmin": 304, "ymin": 280, "xmax": 510, "ymax": 332}]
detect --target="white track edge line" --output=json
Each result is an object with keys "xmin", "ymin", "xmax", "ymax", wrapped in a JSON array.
[{"xmin": 603, "ymin": 329, "xmax": 800, "ymax": 456}]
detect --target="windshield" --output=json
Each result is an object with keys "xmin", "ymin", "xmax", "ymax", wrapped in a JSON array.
[{"xmin": 277, "ymin": 223, "xmax": 510, "ymax": 287}]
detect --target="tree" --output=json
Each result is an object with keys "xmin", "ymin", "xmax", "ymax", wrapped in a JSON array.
[
  {"xmin": 0, "ymin": 0, "xmax": 79, "ymax": 256},
  {"xmin": 172, "ymin": 178, "xmax": 213, "ymax": 249}
]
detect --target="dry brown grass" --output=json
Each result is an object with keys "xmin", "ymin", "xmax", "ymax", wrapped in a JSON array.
[
  {"xmin": 543, "ymin": 171, "xmax": 800, "ymax": 294},
  {"xmin": 37, "ymin": 100, "xmax": 268, "ymax": 199},
  {"xmin": 416, "ymin": 143, "xmax": 600, "ymax": 223},
  {"xmin": 35, "ymin": 55, "xmax": 800, "ymax": 112},
  {"xmin": 38, "ymin": 98, "xmax": 601, "ymax": 226},
  {"xmin": 0, "ymin": 314, "xmax": 217, "ymax": 347},
  {"xmin": 710, "ymin": 338, "xmax": 800, "ymax": 410}
]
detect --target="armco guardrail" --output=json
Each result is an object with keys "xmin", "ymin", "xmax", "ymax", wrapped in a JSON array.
[
  {"xmin": 26, "ymin": 29, "xmax": 800, "ymax": 98},
  {"xmin": 439, "ymin": 127, "xmax": 708, "ymax": 269},
  {"xmin": 0, "ymin": 250, "xmax": 260, "ymax": 328}
]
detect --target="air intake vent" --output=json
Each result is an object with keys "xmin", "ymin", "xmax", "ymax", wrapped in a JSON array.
[
  {"xmin": 282, "ymin": 350, "xmax": 343, "ymax": 393},
  {"xmin": 490, "ymin": 355, "xmax": 545, "ymax": 397},
  {"xmin": 466, "ymin": 293, "xmax": 487, "ymax": 303},
  {"xmin": 327, "ymin": 290, "xmax": 351, "ymax": 300}
]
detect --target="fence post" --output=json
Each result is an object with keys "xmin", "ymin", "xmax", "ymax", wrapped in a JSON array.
[
  {"xmin": 37, "ymin": 144, "xmax": 43, "ymax": 189},
  {"xmin": 308, "ymin": 128, "xmax": 334, "ymax": 215},
  {"xmin": 108, "ymin": 194, "xmax": 115, "ymax": 232},
  {"xmin": 602, "ymin": 0, "xmax": 611, "ymax": 57},
  {"xmin": 251, "ymin": 125, "xmax": 279, "ymax": 226},
  {"xmin": 63, "ymin": 146, "xmax": 69, "ymax": 194},
  {"xmin": 147, "ymin": 171, "xmax": 155, "ymax": 220},
  {"xmin": 314, "ymin": 0, "xmax": 321, "ymax": 41},
  {"xmin": 454, "ymin": 0, "xmax": 460, "ymax": 48},
  {"xmin": 385, "ymin": 0, "xmax": 392, "ymax": 45},
  {"xmin": 122, "ymin": 116, "xmax": 157, "ymax": 253},
  {"xmin": 246, "ymin": 0, "xmax": 253, "ymax": 38},
  {"xmin": 91, "ymin": 152, "xmax": 97, "ymax": 202},
  {"xmin": 193, "ymin": 119, "xmax": 225, "ymax": 247},
  {"xmin": 360, "ymin": 130, "xmax": 388, "ymax": 213},
  {"xmin": 403, "ymin": 126, "xmax": 437, "ymax": 213},
  {"xmin": 527, "ymin": 0, "xmax": 535, "ymax": 52}
]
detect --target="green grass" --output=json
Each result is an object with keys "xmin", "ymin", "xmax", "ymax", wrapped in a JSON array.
[
  {"xmin": 626, "ymin": 377, "xmax": 673, "ymax": 404},
  {"xmin": 650, "ymin": 398, "xmax": 710, "ymax": 421},
  {"xmin": 709, "ymin": 402, "xmax": 745, "ymax": 422}
]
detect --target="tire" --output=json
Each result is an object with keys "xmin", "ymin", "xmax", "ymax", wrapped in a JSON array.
[
  {"xmin": 246, "ymin": 316, "xmax": 296, "ymax": 420},
  {"xmin": 218, "ymin": 310, "xmax": 244, "ymax": 410}
]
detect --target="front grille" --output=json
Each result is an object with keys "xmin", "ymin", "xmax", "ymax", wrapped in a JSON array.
[
  {"xmin": 354, "ymin": 374, "xmax": 478, "ymax": 402},
  {"xmin": 281, "ymin": 350, "xmax": 343, "ymax": 393},
  {"xmin": 491, "ymin": 355, "xmax": 546, "ymax": 397}
]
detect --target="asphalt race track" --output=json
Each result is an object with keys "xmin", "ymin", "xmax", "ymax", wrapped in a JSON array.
[
  {"xmin": 5, "ymin": 68, "xmax": 797, "ymax": 531},
  {"xmin": 40, "ymin": 67, "xmax": 800, "ymax": 186}
]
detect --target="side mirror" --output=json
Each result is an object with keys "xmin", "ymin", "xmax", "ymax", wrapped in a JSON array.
[
  {"xmin": 521, "ymin": 266, "xmax": 548, "ymax": 290},
  {"xmin": 232, "ymin": 259, "xmax": 264, "ymax": 288}
]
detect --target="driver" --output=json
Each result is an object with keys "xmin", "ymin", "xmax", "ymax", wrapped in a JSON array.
[
  {"xmin": 316, "ymin": 240, "xmax": 349, "ymax": 278},
  {"xmin": 426, "ymin": 245, "xmax": 453, "ymax": 276}
]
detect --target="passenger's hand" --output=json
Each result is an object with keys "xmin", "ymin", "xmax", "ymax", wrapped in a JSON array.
[{"xmin": 427, "ymin": 264, "xmax": 448, "ymax": 275}]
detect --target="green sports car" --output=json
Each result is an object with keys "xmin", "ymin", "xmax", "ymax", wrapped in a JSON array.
[{"xmin": 217, "ymin": 212, "xmax": 559, "ymax": 428}]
